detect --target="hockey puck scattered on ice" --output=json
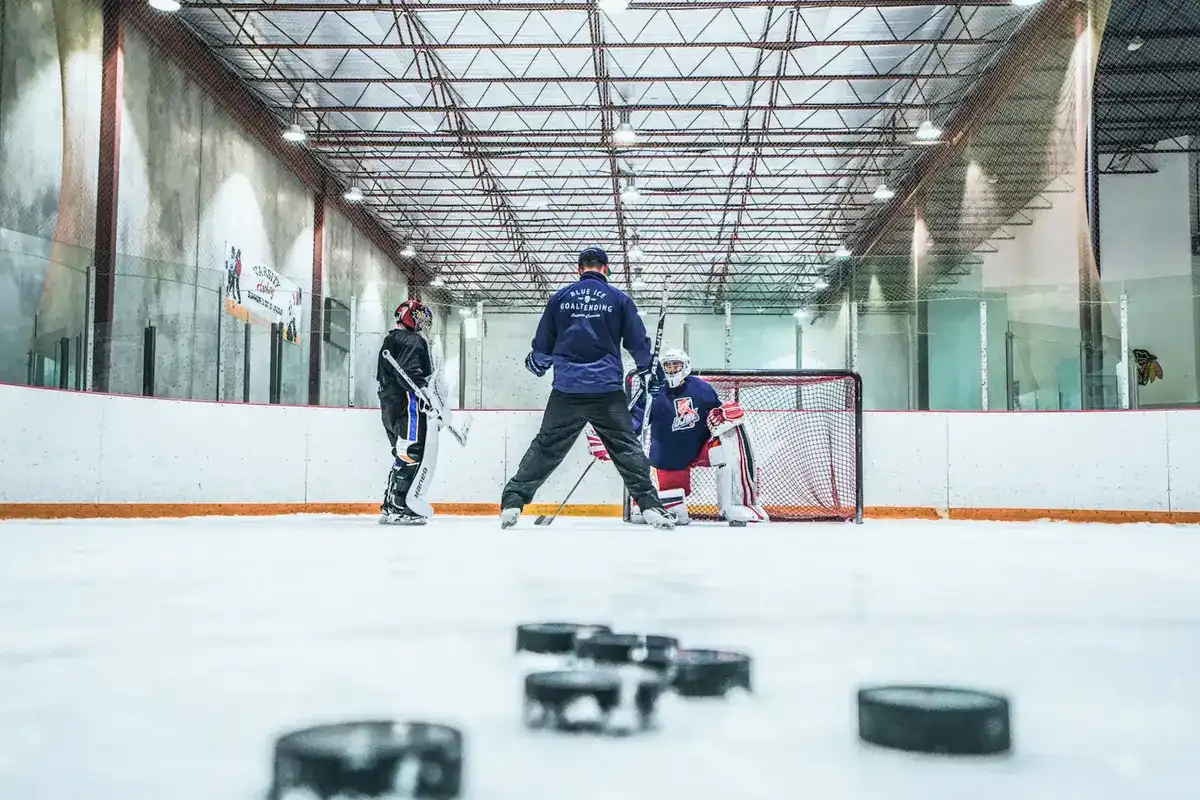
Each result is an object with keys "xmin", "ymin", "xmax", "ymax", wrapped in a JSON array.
[
  {"xmin": 515, "ymin": 622, "xmax": 611, "ymax": 655},
  {"xmin": 574, "ymin": 632, "xmax": 679, "ymax": 673},
  {"xmin": 671, "ymin": 649, "xmax": 753, "ymax": 697},
  {"xmin": 269, "ymin": 720, "xmax": 464, "ymax": 800},
  {"xmin": 523, "ymin": 669, "xmax": 665, "ymax": 734},
  {"xmin": 857, "ymin": 685, "xmax": 1012, "ymax": 756}
]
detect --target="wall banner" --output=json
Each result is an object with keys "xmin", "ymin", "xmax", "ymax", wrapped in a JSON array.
[{"xmin": 222, "ymin": 243, "xmax": 303, "ymax": 344}]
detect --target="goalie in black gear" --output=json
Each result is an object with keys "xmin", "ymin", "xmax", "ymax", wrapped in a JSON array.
[{"xmin": 377, "ymin": 299, "xmax": 438, "ymax": 526}]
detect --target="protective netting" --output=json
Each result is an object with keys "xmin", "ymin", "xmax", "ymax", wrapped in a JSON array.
[{"xmin": 627, "ymin": 370, "xmax": 862, "ymax": 523}]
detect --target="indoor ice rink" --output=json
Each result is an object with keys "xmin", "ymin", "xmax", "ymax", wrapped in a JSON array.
[
  {"xmin": 4, "ymin": 0, "xmax": 1200, "ymax": 797},
  {"xmin": 3, "ymin": 514, "xmax": 1200, "ymax": 799}
]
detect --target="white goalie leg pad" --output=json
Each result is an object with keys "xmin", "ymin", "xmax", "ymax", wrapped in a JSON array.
[
  {"xmin": 658, "ymin": 487, "xmax": 690, "ymax": 525},
  {"xmin": 404, "ymin": 415, "xmax": 441, "ymax": 518},
  {"xmin": 707, "ymin": 429, "xmax": 769, "ymax": 523}
]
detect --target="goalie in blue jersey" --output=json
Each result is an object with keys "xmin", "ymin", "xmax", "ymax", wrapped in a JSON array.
[{"xmin": 588, "ymin": 348, "xmax": 768, "ymax": 526}]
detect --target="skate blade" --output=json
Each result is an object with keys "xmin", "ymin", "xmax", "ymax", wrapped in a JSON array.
[{"xmin": 379, "ymin": 515, "xmax": 427, "ymax": 526}]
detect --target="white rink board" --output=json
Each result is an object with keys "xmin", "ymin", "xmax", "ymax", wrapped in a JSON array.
[
  {"xmin": 2, "ymin": 384, "xmax": 1200, "ymax": 514},
  {"xmin": 501, "ymin": 411, "xmax": 627, "ymax": 506},
  {"xmin": 1165, "ymin": 410, "xmax": 1200, "ymax": 512},
  {"xmin": 0, "ymin": 386, "xmax": 106, "ymax": 503},
  {"xmin": 945, "ymin": 411, "xmax": 1171, "ymax": 511},
  {"xmin": 97, "ymin": 395, "xmax": 310, "ymax": 504},
  {"xmin": 863, "ymin": 413, "xmax": 949, "ymax": 510}
]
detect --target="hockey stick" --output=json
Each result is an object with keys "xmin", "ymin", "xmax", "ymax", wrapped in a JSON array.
[
  {"xmin": 382, "ymin": 351, "xmax": 470, "ymax": 447},
  {"xmin": 534, "ymin": 289, "xmax": 669, "ymax": 527},
  {"xmin": 637, "ymin": 288, "xmax": 670, "ymax": 453},
  {"xmin": 532, "ymin": 460, "xmax": 597, "ymax": 526}
]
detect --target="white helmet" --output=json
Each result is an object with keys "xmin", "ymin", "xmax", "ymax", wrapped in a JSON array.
[{"xmin": 660, "ymin": 348, "xmax": 691, "ymax": 389}]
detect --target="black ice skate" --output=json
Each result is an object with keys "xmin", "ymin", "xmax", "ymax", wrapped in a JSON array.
[{"xmin": 379, "ymin": 506, "xmax": 427, "ymax": 526}]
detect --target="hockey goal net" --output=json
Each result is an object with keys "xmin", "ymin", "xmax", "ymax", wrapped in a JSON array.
[{"xmin": 625, "ymin": 369, "xmax": 862, "ymax": 523}]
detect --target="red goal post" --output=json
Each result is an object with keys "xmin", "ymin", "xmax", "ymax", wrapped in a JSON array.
[{"xmin": 623, "ymin": 369, "xmax": 864, "ymax": 524}]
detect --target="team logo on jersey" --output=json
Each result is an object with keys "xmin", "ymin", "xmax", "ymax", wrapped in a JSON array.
[{"xmin": 671, "ymin": 397, "xmax": 700, "ymax": 432}]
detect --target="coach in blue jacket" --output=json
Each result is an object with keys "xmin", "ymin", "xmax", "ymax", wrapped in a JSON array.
[{"xmin": 499, "ymin": 245, "xmax": 675, "ymax": 530}]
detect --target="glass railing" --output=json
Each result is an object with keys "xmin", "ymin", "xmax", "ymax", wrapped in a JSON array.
[{"xmin": 4, "ymin": 225, "xmax": 1199, "ymax": 412}]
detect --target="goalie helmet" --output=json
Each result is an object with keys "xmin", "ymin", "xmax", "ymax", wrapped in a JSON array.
[
  {"xmin": 660, "ymin": 348, "xmax": 691, "ymax": 389},
  {"xmin": 395, "ymin": 299, "xmax": 433, "ymax": 334}
]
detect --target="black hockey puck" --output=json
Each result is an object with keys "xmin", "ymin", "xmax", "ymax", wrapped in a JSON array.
[
  {"xmin": 574, "ymin": 632, "xmax": 679, "ymax": 673},
  {"xmin": 728, "ymin": 520, "xmax": 748, "ymax": 528},
  {"xmin": 857, "ymin": 685, "xmax": 1012, "ymax": 756},
  {"xmin": 671, "ymin": 649, "xmax": 752, "ymax": 697},
  {"xmin": 515, "ymin": 622, "xmax": 611, "ymax": 655},
  {"xmin": 523, "ymin": 669, "xmax": 665, "ymax": 734},
  {"xmin": 269, "ymin": 720, "xmax": 464, "ymax": 799}
]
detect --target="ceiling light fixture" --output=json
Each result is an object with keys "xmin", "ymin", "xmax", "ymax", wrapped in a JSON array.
[
  {"xmin": 873, "ymin": 183, "xmax": 895, "ymax": 201},
  {"xmin": 794, "ymin": 309, "xmax": 808, "ymax": 320},
  {"xmin": 430, "ymin": 276, "xmax": 445, "ymax": 287},
  {"xmin": 599, "ymin": 0, "xmax": 630, "ymax": 14},
  {"xmin": 814, "ymin": 277, "xmax": 829, "ymax": 290},
  {"xmin": 627, "ymin": 233, "xmax": 644, "ymax": 261},
  {"xmin": 620, "ymin": 180, "xmax": 642, "ymax": 205},
  {"xmin": 835, "ymin": 244, "xmax": 852, "ymax": 258},
  {"xmin": 1127, "ymin": 35, "xmax": 1145, "ymax": 52},
  {"xmin": 1011, "ymin": 0, "xmax": 1043, "ymax": 6},
  {"xmin": 400, "ymin": 243, "xmax": 417, "ymax": 258},
  {"xmin": 282, "ymin": 122, "xmax": 306, "ymax": 143},
  {"xmin": 613, "ymin": 108, "xmax": 638, "ymax": 146},
  {"xmin": 343, "ymin": 185, "xmax": 364, "ymax": 203},
  {"xmin": 148, "ymin": 0, "xmax": 182, "ymax": 11},
  {"xmin": 915, "ymin": 119, "xmax": 943, "ymax": 142}
]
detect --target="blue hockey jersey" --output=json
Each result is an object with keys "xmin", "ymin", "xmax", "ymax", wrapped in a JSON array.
[
  {"xmin": 631, "ymin": 374, "xmax": 722, "ymax": 471},
  {"xmin": 530, "ymin": 272, "xmax": 653, "ymax": 395}
]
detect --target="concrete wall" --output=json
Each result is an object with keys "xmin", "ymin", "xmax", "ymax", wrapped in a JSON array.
[
  {"xmin": 320, "ymin": 205, "xmax": 408, "ymax": 409},
  {"xmin": 0, "ymin": 0, "xmax": 102, "ymax": 386},
  {"xmin": 0, "ymin": 7, "xmax": 414, "ymax": 407},
  {"xmin": 113, "ymin": 25, "xmax": 317, "ymax": 403}
]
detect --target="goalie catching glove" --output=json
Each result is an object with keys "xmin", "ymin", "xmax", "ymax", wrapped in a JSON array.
[{"xmin": 707, "ymin": 402, "xmax": 745, "ymax": 437}]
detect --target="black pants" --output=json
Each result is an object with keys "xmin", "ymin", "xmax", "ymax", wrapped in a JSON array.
[
  {"xmin": 502, "ymin": 389, "xmax": 663, "ymax": 513},
  {"xmin": 381, "ymin": 391, "xmax": 428, "ymax": 460},
  {"xmin": 381, "ymin": 391, "xmax": 428, "ymax": 511}
]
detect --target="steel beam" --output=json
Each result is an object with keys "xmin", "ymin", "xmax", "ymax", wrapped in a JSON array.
[
  {"xmin": 291, "ymin": 101, "xmax": 934, "ymax": 113},
  {"xmin": 309, "ymin": 191, "xmax": 325, "ymax": 407},
  {"xmin": 189, "ymin": 0, "xmax": 1023, "ymax": 11},
  {"xmin": 216, "ymin": 37, "xmax": 1005, "ymax": 51},
  {"xmin": 246, "ymin": 72, "xmax": 983, "ymax": 85},
  {"xmin": 92, "ymin": 0, "xmax": 125, "ymax": 394}
]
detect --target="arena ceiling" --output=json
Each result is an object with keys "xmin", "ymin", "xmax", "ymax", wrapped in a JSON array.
[{"xmin": 163, "ymin": 0, "xmax": 1196, "ymax": 311}]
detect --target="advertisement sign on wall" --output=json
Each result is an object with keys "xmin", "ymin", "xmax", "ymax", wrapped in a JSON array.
[{"xmin": 222, "ymin": 243, "xmax": 303, "ymax": 344}]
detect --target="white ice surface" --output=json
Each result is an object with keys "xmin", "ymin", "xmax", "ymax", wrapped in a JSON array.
[{"xmin": 1, "ymin": 515, "xmax": 1199, "ymax": 799}]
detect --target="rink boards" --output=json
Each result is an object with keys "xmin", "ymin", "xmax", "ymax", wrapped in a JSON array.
[{"xmin": 1, "ymin": 383, "xmax": 1200, "ymax": 522}]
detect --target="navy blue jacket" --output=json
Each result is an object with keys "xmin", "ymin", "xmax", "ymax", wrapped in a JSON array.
[
  {"xmin": 531, "ymin": 272, "xmax": 653, "ymax": 394},
  {"xmin": 631, "ymin": 374, "xmax": 723, "ymax": 471}
]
